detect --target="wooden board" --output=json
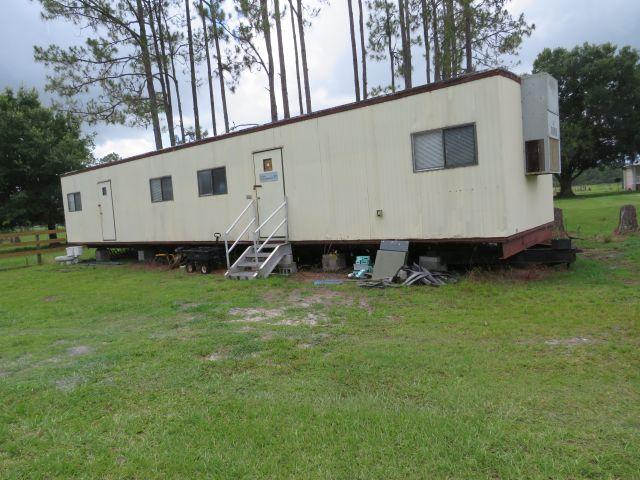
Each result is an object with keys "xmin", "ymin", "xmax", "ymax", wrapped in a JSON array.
[
  {"xmin": 0, "ymin": 239, "xmax": 67, "ymax": 249},
  {"xmin": 0, "ymin": 229, "xmax": 66, "ymax": 240},
  {"xmin": 0, "ymin": 247, "xmax": 68, "ymax": 259}
]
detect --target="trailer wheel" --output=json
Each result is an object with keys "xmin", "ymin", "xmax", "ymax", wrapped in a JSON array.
[
  {"xmin": 200, "ymin": 263, "xmax": 211, "ymax": 274},
  {"xmin": 186, "ymin": 263, "xmax": 196, "ymax": 274}
]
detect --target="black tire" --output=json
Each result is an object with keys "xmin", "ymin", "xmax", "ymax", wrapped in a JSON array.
[
  {"xmin": 186, "ymin": 263, "xmax": 196, "ymax": 274},
  {"xmin": 200, "ymin": 263, "xmax": 211, "ymax": 274}
]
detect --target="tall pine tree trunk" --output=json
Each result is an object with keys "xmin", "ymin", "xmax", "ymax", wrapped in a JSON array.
[
  {"xmin": 347, "ymin": 0, "xmax": 361, "ymax": 101},
  {"xmin": 147, "ymin": 0, "xmax": 175, "ymax": 146},
  {"xmin": 260, "ymin": 0, "xmax": 278, "ymax": 122},
  {"xmin": 289, "ymin": 0, "xmax": 304, "ymax": 114},
  {"xmin": 136, "ymin": 0, "xmax": 162, "ymax": 149},
  {"xmin": 185, "ymin": 0, "xmax": 201, "ymax": 140},
  {"xmin": 211, "ymin": 10, "xmax": 230, "ymax": 132},
  {"xmin": 421, "ymin": 0, "xmax": 431, "ymax": 83},
  {"xmin": 154, "ymin": 1, "xmax": 176, "ymax": 146},
  {"xmin": 384, "ymin": 2, "xmax": 396, "ymax": 92},
  {"xmin": 297, "ymin": 0, "xmax": 312, "ymax": 113},
  {"xmin": 162, "ymin": 6, "xmax": 186, "ymax": 142},
  {"xmin": 462, "ymin": 0, "xmax": 472, "ymax": 72},
  {"xmin": 398, "ymin": 0, "xmax": 412, "ymax": 89},
  {"xmin": 273, "ymin": 0, "xmax": 290, "ymax": 118},
  {"xmin": 199, "ymin": 1, "xmax": 217, "ymax": 135},
  {"xmin": 430, "ymin": 0, "xmax": 441, "ymax": 81},
  {"xmin": 358, "ymin": 0, "xmax": 367, "ymax": 99}
]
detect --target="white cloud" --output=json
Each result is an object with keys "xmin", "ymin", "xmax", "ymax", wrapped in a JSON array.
[{"xmin": 94, "ymin": 137, "xmax": 154, "ymax": 159}]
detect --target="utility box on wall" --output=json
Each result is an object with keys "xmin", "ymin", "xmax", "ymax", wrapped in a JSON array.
[{"xmin": 521, "ymin": 73, "xmax": 561, "ymax": 175}]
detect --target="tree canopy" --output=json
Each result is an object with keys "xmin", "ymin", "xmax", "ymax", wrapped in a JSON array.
[
  {"xmin": 0, "ymin": 88, "xmax": 93, "ymax": 229},
  {"xmin": 533, "ymin": 43, "xmax": 640, "ymax": 197}
]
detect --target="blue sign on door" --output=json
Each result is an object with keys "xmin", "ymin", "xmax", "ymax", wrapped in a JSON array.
[{"xmin": 259, "ymin": 171, "xmax": 279, "ymax": 182}]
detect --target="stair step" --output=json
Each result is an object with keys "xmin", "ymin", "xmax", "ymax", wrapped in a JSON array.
[
  {"xmin": 237, "ymin": 261, "xmax": 262, "ymax": 268},
  {"xmin": 227, "ymin": 270, "xmax": 258, "ymax": 279}
]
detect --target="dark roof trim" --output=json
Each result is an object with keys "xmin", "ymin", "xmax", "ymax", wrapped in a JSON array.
[{"xmin": 62, "ymin": 69, "xmax": 520, "ymax": 178}]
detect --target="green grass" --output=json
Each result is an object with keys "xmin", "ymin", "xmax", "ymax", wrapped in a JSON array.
[{"xmin": 1, "ymin": 194, "xmax": 639, "ymax": 479}]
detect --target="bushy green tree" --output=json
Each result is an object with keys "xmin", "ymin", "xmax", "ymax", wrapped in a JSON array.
[
  {"xmin": 0, "ymin": 88, "xmax": 92, "ymax": 230},
  {"xmin": 534, "ymin": 43, "xmax": 640, "ymax": 197}
]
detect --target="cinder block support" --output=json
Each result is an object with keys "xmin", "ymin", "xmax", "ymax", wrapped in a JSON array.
[
  {"xmin": 95, "ymin": 248, "xmax": 111, "ymax": 263},
  {"xmin": 138, "ymin": 248, "xmax": 156, "ymax": 262}
]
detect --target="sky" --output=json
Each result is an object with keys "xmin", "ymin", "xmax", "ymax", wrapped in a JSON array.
[{"xmin": 1, "ymin": 0, "xmax": 639, "ymax": 160}]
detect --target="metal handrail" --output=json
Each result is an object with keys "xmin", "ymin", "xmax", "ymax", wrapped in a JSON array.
[
  {"xmin": 225, "ymin": 199, "xmax": 255, "ymax": 236},
  {"xmin": 228, "ymin": 218, "xmax": 256, "ymax": 255},
  {"xmin": 256, "ymin": 218, "xmax": 287, "ymax": 254},
  {"xmin": 224, "ymin": 199, "xmax": 257, "ymax": 269},
  {"xmin": 252, "ymin": 198, "xmax": 288, "ymax": 266},
  {"xmin": 253, "ymin": 199, "xmax": 287, "ymax": 236}
]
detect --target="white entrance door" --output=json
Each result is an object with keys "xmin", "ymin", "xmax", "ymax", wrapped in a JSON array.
[
  {"xmin": 97, "ymin": 180, "xmax": 116, "ymax": 241},
  {"xmin": 253, "ymin": 148, "xmax": 286, "ymax": 239}
]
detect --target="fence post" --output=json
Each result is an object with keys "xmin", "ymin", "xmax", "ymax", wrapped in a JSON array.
[{"xmin": 35, "ymin": 233, "xmax": 42, "ymax": 265}]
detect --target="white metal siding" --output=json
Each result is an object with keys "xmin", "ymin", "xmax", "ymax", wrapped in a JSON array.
[{"xmin": 61, "ymin": 75, "xmax": 554, "ymax": 244}]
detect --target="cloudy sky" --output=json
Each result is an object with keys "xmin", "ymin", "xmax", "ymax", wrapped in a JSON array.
[{"xmin": 1, "ymin": 0, "xmax": 639, "ymax": 160}]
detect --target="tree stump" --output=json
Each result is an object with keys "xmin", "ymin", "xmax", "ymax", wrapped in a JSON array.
[
  {"xmin": 553, "ymin": 208, "xmax": 569, "ymax": 239},
  {"xmin": 614, "ymin": 205, "xmax": 639, "ymax": 235}
]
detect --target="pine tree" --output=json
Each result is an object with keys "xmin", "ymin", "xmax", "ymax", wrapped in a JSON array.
[
  {"xmin": 348, "ymin": 0, "xmax": 361, "ymax": 101},
  {"xmin": 367, "ymin": 0, "xmax": 400, "ymax": 94},
  {"xmin": 274, "ymin": 0, "xmax": 290, "ymax": 118},
  {"xmin": 185, "ymin": 0, "xmax": 202, "ymax": 140}
]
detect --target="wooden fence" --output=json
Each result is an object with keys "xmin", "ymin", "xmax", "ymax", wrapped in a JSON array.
[{"xmin": 0, "ymin": 229, "xmax": 67, "ymax": 264}]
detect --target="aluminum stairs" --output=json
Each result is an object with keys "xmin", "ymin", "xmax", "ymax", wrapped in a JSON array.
[
  {"xmin": 225, "ymin": 241, "xmax": 292, "ymax": 280},
  {"xmin": 223, "ymin": 196, "xmax": 291, "ymax": 280}
]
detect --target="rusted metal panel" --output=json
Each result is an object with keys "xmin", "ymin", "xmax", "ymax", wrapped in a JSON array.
[{"xmin": 500, "ymin": 223, "xmax": 553, "ymax": 259}]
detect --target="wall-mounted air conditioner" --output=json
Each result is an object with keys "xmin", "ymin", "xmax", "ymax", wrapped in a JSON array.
[{"xmin": 521, "ymin": 73, "xmax": 561, "ymax": 175}]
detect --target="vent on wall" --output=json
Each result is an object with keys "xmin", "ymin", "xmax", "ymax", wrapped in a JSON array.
[{"xmin": 521, "ymin": 73, "xmax": 561, "ymax": 175}]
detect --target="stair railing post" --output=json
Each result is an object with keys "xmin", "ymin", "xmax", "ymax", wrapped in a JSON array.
[
  {"xmin": 284, "ymin": 196, "xmax": 289, "ymax": 242},
  {"xmin": 224, "ymin": 233, "xmax": 230, "ymax": 270}
]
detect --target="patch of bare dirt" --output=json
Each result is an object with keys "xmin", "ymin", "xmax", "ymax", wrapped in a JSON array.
[
  {"xmin": 545, "ymin": 337, "xmax": 595, "ymax": 346},
  {"xmin": 273, "ymin": 312, "xmax": 327, "ymax": 326},
  {"xmin": 55, "ymin": 375, "xmax": 83, "ymax": 391},
  {"xmin": 203, "ymin": 351, "xmax": 227, "ymax": 362},
  {"xmin": 67, "ymin": 345, "xmax": 92, "ymax": 356},
  {"xmin": 228, "ymin": 307, "xmax": 284, "ymax": 322},
  {"xmin": 297, "ymin": 343, "xmax": 313, "ymax": 349},
  {"xmin": 42, "ymin": 295, "xmax": 59, "ymax": 302}
]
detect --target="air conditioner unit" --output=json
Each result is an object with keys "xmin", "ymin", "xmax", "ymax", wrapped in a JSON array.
[{"xmin": 521, "ymin": 73, "xmax": 561, "ymax": 175}]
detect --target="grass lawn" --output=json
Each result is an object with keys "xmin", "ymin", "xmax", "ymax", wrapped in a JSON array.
[{"xmin": 1, "ymin": 192, "xmax": 639, "ymax": 479}]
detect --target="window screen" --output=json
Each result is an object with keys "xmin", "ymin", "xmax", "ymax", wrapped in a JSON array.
[
  {"xmin": 150, "ymin": 176, "xmax": 173, "ymax": 202},
  {"xmin": 412, "ymin": 131, "xmax": 444, "ymax": 171},
  {"xmin": 67, "ymin": 192, "xmax": 82, "ymax": 212},
  {"xmin": 197, "ymin": 167, "xmax": 227, "ymax": 196},
  {"xmin": 413, "ymin": 124, "xmax": 477, "ymax": 172},
  {"xmin": 444, "ymin": 125, "xmax": 476, "ymax": 168}
]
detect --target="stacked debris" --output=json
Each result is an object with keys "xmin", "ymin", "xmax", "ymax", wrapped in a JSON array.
[
  {"xmin": 399, "ymin": 263, "xmax": 457, "ymax": 286},
  {"xmin": 359, "ymin": 263, "xmax": 456, "ymax": 288}
]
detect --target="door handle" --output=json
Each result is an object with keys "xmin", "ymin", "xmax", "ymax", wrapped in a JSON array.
[{"xmin": 253, "ymin": 184, "xmax": 262, "ymax": 189}]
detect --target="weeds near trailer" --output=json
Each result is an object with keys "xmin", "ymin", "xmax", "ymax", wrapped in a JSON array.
[{"xmin": 1, "ymin": 191, "xmax": 639, "ymax": 478}]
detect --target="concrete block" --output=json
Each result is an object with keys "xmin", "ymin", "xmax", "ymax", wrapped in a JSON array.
[
  {"xmin": 138, "ymin": 248, "xmax": 156, "ymax": 262},
  {"xmin": 322, "ymin": 253, "xmax": 346, "ymax": 272},
  {"xmin": 95, "ymin": 248, "xmax": 111, "ymax": 262},
  {"xmin": 419, "ymin": 256, "xmax": 448, "ymax": 272}
]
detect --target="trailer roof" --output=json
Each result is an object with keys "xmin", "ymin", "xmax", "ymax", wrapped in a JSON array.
[{"xmin": 62, "ymin": 69, "xmax": 520, "ymax": 178}]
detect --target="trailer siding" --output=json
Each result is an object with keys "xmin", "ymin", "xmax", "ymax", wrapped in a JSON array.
[{"xmin": 61, "ymin": 74, "xmax": 553, "ymax": 245}]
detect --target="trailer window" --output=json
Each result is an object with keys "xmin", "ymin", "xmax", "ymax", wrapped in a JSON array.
[
  {"xmin": 197, "ymin": 167, "xmax": 227, "ymax": 196},
  {"xmin": 150, "ymin": 176, "xmax": 173, "ymax": 202},
  {"xmin": 412, "ymin": 124, "xmax": 477, "ymax": 172},
  {"xmin": 67, "ymin": 192, "xmax": 82, "ymax": 212}
]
